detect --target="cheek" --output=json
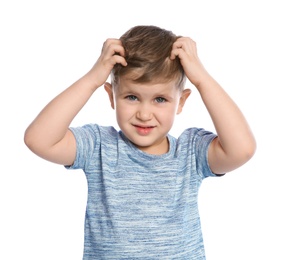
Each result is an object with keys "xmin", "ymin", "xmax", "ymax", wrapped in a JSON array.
[
  {"xmin": 157, "ymin": 105, "xmax": 177, "ymax": 122},
  {"xmin": 115, "ymin": 102, "xmax": 134, "ymax": 121},
  {"xmin": 167, "ymin": 102, "xmax": 180, "ymax": 114}
]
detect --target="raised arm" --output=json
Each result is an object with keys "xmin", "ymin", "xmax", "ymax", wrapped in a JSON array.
[
  {"xmin": 170, "ymin": 37, "xmax": 256, "ymax": 174},
  {"xmin": 24, "ymin": 39, "xmax": 127, "ymax": 166}
]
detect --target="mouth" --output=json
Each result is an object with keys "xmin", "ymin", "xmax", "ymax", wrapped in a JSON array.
[{"xmin": 133, "ymin": 124, "xmax": 155, "ymax": 135}]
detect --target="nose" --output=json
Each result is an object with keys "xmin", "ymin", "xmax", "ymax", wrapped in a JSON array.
[{"xmin": 136, "ymin": 104, "xmax": 153, "ymax": 121}]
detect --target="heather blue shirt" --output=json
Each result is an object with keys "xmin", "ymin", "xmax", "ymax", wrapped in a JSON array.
[{"xmin": 66, "ymin": 124, "xmax": 219, "ymax": 259}]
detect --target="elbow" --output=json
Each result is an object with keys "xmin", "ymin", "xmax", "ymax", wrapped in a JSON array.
[
  {"xmin": 238, "ymin": 138, "xmax": 257, "ymax": 166},
  {"xmin": 246, "ymin": 138, "xmax": 257, "ymax": 160},
  {"xmin": 24, "ymin": 128, "xmax": 47, "ymax": 160},
  {"xmin": 24, "ymin": 127, "xmax": 39, "ymax": 153},
  {"xmin": 24, "ymin": 128, "xmax": 34, "ymax": 150}
]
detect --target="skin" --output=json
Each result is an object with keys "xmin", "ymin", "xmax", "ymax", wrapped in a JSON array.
[
  {"xmin": 24, "ymin": 37, "xmax": 256, "ymax": 174},
  {"xmin": 104, "ymin": 77, "xmax": 190, "ymax": 155}
]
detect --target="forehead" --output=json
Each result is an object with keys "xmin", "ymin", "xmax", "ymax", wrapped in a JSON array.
[
  {"xmin": 114, "ymin": 73, "xmax": 182, "ymax": 92},
  {"xmin": 115, "ymin": 76, "xmax": 179, "ymax": 93}
]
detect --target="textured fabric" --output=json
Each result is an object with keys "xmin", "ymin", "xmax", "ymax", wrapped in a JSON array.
[{"xmin": 66, "ymin": 124, "xmax": 219, "ymax": 259}]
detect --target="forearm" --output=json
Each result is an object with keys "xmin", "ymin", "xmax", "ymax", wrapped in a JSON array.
[{"xmin": 24, "ymin": 73, "xmax": 99, "ymax": 150}]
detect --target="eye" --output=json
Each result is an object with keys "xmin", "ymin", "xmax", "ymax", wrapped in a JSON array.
[
  {"xmin": 126, "ymin": 95, "xmax": 138, "ymax": 101},
  {"xmin": 155, "ymin": 97, "xmax": 167, "ymax": 103}
]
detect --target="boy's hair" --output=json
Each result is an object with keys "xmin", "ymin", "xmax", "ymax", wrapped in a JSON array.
[{"xmin": 111, "ymin": 25, "xmax": 186, "ymax": 90}]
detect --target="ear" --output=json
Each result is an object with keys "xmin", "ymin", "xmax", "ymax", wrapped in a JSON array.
[
  {"xmin": 177, "ymin": 88, "xmax": 191, "ymax": 114},
  {"xmin": 104, "ymin": 82, "xmax": 115, "ymax": 109}
]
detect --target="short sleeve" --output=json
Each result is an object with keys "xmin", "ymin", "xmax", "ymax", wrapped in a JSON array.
[
  {"xmin": 65, "ymin": 124, "xmax": 100, "ymax": 170},
  {"xmin": 178, "ymin": 128, "xmax": 219, "ymax": 179},
  {"xmin": 194, "ymin": 129, "xmax": 218, "ymax": 178}
]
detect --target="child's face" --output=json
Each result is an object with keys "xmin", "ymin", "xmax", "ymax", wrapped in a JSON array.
[{"xmin": 105, "ymin": 76, "xmax": 190, "ymax": 155}]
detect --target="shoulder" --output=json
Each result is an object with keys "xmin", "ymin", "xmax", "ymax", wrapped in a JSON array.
[
  {"xmin": 174, "ymin": 127, "xmax": 219, "ymax": 178},
  {"xmin": 174, "ymin": 127, "xmax": 217, "ymax": 159},
  {"xmin": 69, "ymin": 124, "xmax": 121, "ymax": 155},
  {"xmin": 70, "ymin": 124, "xmax": 119, "ymax": 139},
  {"xmin": 66, "ymin": 124, "xmax": 122, "ymax": 170},
  {"xmin": 177, "ymin": 127, "xmax": 217, "ymax": 144}
]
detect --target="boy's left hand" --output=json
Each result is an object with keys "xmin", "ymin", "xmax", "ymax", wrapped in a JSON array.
[{"xmin": 170, "ymin": 37, "xmax": 209, "ymax": 88}]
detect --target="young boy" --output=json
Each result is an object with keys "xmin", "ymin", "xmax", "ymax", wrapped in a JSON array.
[{"xmin": 24, "ymin": 25, "xmax": 256, "ymax": 259}]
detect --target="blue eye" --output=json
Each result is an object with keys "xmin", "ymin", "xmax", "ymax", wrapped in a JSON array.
[
  {"xmin": 155, "ymin": 97, "xmax": 167, "ymax": 103},
  {"xmin": 126, "ymin": 95, "xmax": 138, "ymax": 101}
]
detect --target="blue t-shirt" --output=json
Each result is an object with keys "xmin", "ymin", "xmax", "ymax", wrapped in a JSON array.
[{"xmin": 66, "ymin": 124, "xmax": 219, "ymax": 259}]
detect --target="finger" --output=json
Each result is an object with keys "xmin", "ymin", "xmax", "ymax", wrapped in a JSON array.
[
  {"xmin": 110, "ymin": 55, "xmax": 128, "ymax": 67},
  {"xmin": 173, "ymin": 37, "xmax": 196, "ymax": 50},
  {"xmin": 170, "ymin": 48, "xmax": 188, "ymax": 61},
  {"xmin": 170, "ymin": 38, "xmax": 187, "ymax": 60},
  {"xmin": 172, "ymin": 37, "xmax": 186, "ymax": 49},
  {"xmin": 170, "ymin": 39, "xmax": 197, "ymax": 60},
  {"xmin": 103, "ymin": 39, "xmax": 126, "ymax": 57},
  {"xmin": 102, "ymin": 38, "xmax": 123, "ymax": 49},
  {"xmin": 170, "ymin": 48, "xmax": 179, "ymax": 60}
]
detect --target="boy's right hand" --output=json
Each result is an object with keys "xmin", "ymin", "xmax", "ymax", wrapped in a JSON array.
[{"xmin": 86, "ymin": 39, "xmax": 127, "ymax": 90}]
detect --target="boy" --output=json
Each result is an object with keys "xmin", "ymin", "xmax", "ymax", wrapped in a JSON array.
[{"xmin": 24, "ymin": 25, "xmax": 256, "ymax": 259}]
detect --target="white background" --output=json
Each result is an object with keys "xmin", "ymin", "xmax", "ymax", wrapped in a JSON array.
[{"xmin": 1, "ymin": 1, "xmax": 284, "ymax": 259}]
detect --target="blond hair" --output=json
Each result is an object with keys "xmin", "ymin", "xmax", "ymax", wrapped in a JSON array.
[{"xmin": 111, "ymin": 25, "xmax": 186, "ymax": 90}]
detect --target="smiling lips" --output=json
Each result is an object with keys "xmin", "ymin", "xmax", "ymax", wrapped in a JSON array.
[{"xmin": 133, "ymin": 125, "xmax": 155, "ymax": 136}]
